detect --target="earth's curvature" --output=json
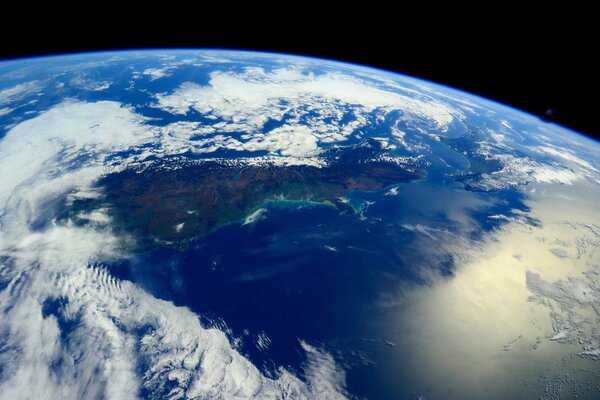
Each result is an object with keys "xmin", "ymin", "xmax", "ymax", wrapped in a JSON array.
[{"xmin": 0, "ymin": 50, "xmax": 599, "ymax": 400}]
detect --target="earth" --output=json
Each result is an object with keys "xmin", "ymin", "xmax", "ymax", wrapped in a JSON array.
[{"xmin": 0, "ymin": 50, "xmax": 599, "ymax": 400}]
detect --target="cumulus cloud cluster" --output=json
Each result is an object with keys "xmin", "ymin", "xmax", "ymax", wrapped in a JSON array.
[
  {"xmin": 458, "ymin": 128, "xmax": 600, "ymax": 191},
  {"xmin": 0, "ymin": 80, "xmax": 41, "ymax": 106},
  {"xmin": 526, "ymin": 223, "xmax": 600, "ymax": 361},
  {"xmin": 153, "ymin": 67, "xmax": 461, "ymax": 157},
  {"xmin": 463, "ymin": 154, "xmax": 584, "ymax": 191},
  {"xmin": 0, "ymin": 80, "xmax": 42, "ymax": 117}
]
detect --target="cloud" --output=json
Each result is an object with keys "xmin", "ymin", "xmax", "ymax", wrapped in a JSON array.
[
  {"xmin": 300, "ymin": 341, "xmax": 347, "ymax": 400},
  {"xmin": 385, "ymin": 186, "xmax": 399, "ymax": 196},
  {"xmin": 152, "ymin": 67, "xmax": 462, "ymax": 157},
  {"xmin": 526, "ymin": 269, "xmax": 600, "ymax": 360},
  {"xmin": 69, "ymin": 74, "xmax": 112, "ymax": 91},
  {"xmin": 0, "ymin": 80, "xmax": 41, "ymax": 107},
  {"xmin": 537, "ymin": 146, "xmax": 598, "ymax": 172},
  {"xmin": 243, "ymin": 208, "xmax": 268, "ymax": 226},
  {"xmin": 401, "ymin": 223, "xmax": 453, "ymax": 240},
  {"xmin": 142, "ymin": 66, "xmax": 177, "ymax": 81},
  {"xmin": 461, "ymin": 150, "xmax": 587, "ymax": 191},
  {"xmin": 141, "ymin": 58, "xmax": 198, "ymax": 81}
]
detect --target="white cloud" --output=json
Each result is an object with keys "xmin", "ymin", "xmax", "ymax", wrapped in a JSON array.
[
  {"xmin": 0, "ymin": 80, "xmax": 41, "ymax": 106},
  {"xmin": 530, "ymin": 165, "xmax": 581, "ymax": 185},
  {"xmin": 401, "ymin": 223, "xmax": 452, "ymax": 240},
  {"xmin": 245, "ymin": 124, "xmax": 320, "ymax": 157},
  {"xmin": 139, "ymin": 58, "xmax": 203, "ymax": 82},
  {"xmin": 299, "ymin": 341, "xmax": 347, "ymax": 400},
  {"xmin": 70, "ymin": 74, "xmax": 112, "ymax": 91},
  {"xmin": 152, "ymin": 67, "xmax": 461, "ymax": 157},
  {"xmin": 77, "ymin": 209, "xmax": 111, "ymax": 224},
  {"xmin": 142, "ymin": 66, "xmax": 176, "ymax": 81},
  {"xmin": 463, "ymin": 151, "xmax": 586, "ymax": 191},
  {"xmin": 243, "ymin": 208, "xmax": 268, "ymax": 226},
  {"xmin": 174, "ymin": 222, "xmax": 185, "ymax": 232},
  {"xmin": 385, "ymin": 186, "xmax": 399, "ymax": 196},
  {"xmin": 526, "ymin": 269, "xmax": 600, "ymax": 360},
  {"xmin": 537, "ymin": 145, "xmax": 599, "ymax": 172}
]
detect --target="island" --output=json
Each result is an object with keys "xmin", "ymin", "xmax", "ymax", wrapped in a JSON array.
[{"xmin": 65, "ymin": 139, "xmax": 425, "ymax": 249}]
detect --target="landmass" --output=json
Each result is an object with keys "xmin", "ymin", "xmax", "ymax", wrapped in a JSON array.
[{"xmin": 65, "ymin": 139, "xmax": 425, "ymax": 249}]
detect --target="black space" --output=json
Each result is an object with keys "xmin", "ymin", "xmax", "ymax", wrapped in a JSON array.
[{"xmin": 2, "ymin": 10, "xmax": 597, "ymax": 140}]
